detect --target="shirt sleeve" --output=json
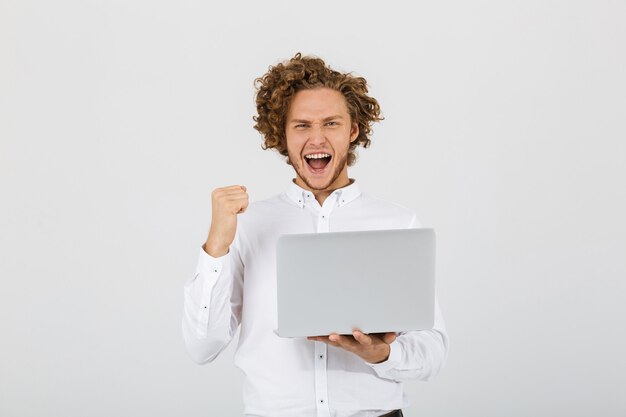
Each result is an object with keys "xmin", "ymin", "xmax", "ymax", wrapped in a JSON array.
[
  {"xmin": 181, "ymin": 229, "xmax": 244, "ymax": 364},
  {"xmin": 366, "ymin": 211, "xmax": 449, "ymax": 382},
  {"xmin": 367, "ymin": 297, "xmax": 449, "ymax": 382}
]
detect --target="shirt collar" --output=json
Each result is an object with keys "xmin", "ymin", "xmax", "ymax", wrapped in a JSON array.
[{"xmin": 285, "ymin": 179, "xmax": 361, "ymax": 209}]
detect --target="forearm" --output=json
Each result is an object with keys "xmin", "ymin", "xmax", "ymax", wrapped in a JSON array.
[{"xmin": 181, "ymin": 248, "xmax": 243, "ymax": 364}]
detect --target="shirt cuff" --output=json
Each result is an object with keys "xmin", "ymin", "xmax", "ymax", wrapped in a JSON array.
[
  {"xmin": 197, "ymin": 245, "xmax": 229, "ymax": 275},
  {"xmin": 367, "ymin": 339, "xmax": 402, "ymax": 372}
]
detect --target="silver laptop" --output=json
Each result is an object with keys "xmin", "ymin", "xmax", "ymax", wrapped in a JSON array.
[{"xmin": 276, "ymin": 228, "xmax": 435, "ymax": 338}]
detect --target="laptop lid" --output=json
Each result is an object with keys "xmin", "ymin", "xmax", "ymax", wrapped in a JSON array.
[{"xmin": 276, "ymin": 228, "xmax": 435, "ymax": 338}]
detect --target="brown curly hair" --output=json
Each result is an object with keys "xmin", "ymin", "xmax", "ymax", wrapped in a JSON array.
[{"xmin": 253, "ymin": 53, "xmax": 383, "ymax": 166}]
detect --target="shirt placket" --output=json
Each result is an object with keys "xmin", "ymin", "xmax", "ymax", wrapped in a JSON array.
[{"xmin": 309, "ymin": 190, "xmax": 340, "ymax": 417}]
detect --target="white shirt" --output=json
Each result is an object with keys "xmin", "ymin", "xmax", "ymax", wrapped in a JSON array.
[{"xmin": 182, "ymin": 180, "xmax": 449, "ymax": 417}]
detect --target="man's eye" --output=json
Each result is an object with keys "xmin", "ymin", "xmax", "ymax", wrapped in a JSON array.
[
  {"xmin": 325, "ymin": 121, "xmax": 339, "ymax": 127},
  {"xmin": 295, "ymin": 124, "xmax": 309, "ymax": 129}
]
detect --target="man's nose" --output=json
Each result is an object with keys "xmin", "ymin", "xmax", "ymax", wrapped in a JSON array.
[{"xmin": 308, "ymin": 123, "xmax": 327, "ymax": 145}]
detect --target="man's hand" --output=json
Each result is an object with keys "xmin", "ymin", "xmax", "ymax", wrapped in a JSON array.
[
  {"xmin": 307, "ymin": 331, "xmax": 397, "ymax": 364},
  {"xmin": 204, "ymin": 185, "xmax": 249, "ymax": 257}
]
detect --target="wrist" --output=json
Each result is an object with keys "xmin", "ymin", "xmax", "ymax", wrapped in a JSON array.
[
  {"xmin": 370, "ymin": 344, "xmax": 391, "ymax": 364},
  {"xmin": 203, "ymin": 240, "xmax": 229, "ymax": 257}
]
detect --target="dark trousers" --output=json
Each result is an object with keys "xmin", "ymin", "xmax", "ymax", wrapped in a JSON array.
[{"xmin": 379, "ymin": 411, "xmax": 403, "ymax": 417}]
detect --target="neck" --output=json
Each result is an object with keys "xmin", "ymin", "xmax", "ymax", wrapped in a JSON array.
[{"xmin": 294, "ymin": 175, "xmax": 352, "ymax": 206}]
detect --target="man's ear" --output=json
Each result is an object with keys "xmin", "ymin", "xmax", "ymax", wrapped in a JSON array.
[{"xmin": 350, "ymin": 121, "xmax": 359, "ymax": 143}]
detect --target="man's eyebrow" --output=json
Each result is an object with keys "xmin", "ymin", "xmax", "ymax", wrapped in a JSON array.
[{"xmin": 289, "ymin": 115, "xmax": 345, "ymax": 124}]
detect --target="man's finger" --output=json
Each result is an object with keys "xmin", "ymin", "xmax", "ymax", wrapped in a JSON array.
[
  {"xmin": 222, "ymin": 185, "xmax": 247, "ymax": 191},
  {"xmin": 353, "ymin": 330, "xmax": 372, "ymax": 346},
  {"xmin": 218, "ymin": 193, "xmax": 249, "ymax": 203},
  {"xmin": 382, "ymin": 332, "xmax": 397, "ymax": 344},
  {"xmin": 329, "ymin": 334, "xmax": 359, "ymax": 350},
  {"xmin": 214, "ymin": 185, "xmax": 248, "ymax": 196},
  {"xmin": 308, "ymin": 336, "xmax": 340, "ymax": 348}
]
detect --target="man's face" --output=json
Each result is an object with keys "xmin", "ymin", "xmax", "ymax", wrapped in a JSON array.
[{"xmin": 285, "ymin": 88, "xmax": 359, "ymax": 192}]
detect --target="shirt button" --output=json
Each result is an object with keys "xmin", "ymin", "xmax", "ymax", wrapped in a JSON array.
[
  {"xmin": 319, "ymin": 399, "xmax": 325, "ymax": 404},
  {"xmin": 318, "ymin": 354, "xmax": 324, "ymax": 359}
]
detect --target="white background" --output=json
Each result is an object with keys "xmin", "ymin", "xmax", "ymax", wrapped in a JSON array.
[{"xmin": 1, "ymin": 0, "xmax": 625, "ymax": 416}]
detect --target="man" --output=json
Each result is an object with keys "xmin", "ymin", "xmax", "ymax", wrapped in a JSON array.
[{"xmin": 182, "ymin": 53, "xmax": 449, "ymax": 417}]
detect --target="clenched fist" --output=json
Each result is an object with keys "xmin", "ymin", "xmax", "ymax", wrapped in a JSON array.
[{"xmin": 203, "ymin": 185, "xmax": 249, "ymax": 257}]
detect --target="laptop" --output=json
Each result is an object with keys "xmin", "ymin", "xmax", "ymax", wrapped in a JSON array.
[{"xmin": 276, "ymin": 228, "xmax": 435, "ymax": 338}]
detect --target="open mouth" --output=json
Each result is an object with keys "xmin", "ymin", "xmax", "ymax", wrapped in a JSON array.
[{"xmin": 304, "ymin": 153, "xmax": 332, "ymax": 172}]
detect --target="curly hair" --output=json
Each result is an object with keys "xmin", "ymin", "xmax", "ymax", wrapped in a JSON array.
[{"xmin": 253, "ymin": 53, "xmax": 383, "ymax": 166}]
